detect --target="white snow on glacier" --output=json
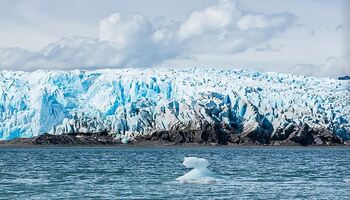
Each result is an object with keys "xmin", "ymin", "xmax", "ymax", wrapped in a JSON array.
[{"xmin": 0, "ymin": 68, "xmax": 349, "ymax": 140}]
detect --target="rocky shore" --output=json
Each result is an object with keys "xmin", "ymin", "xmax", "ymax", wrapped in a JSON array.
[
  {"xmin": 138, "ymin": 122, "xmax": 348, "ymax": 146},
  {"xmin": 0, "ymin": 123, "xmax": 348, "ymax": 146}
]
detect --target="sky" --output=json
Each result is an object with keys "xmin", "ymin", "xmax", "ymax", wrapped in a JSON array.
[{"xmin": 0, "ymin": 0, "xmax": 349, "ymax": 77}]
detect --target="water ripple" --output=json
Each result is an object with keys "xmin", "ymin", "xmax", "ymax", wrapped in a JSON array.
[{"xmin": 0, "ymin": 147, "xmax": 349, "ymax": 200}]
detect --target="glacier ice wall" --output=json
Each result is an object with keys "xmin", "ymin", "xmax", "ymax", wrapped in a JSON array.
[{"xmin": 0, "ymin": 68, "xmax": 349, "ymax": 140}]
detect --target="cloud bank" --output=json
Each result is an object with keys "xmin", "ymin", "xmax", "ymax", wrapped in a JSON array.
[
  {"xmin": 0, "ymin": 0, "xmax": 299, "ymax": 71},
  {"xmin": 290, "ymin": 54, "xmax": 350, "ymax": 78}
]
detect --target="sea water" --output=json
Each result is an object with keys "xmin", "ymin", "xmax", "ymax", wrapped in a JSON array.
[{"xmin": 0, "ymin": 147, "xmax": 349, "ymax": 199}]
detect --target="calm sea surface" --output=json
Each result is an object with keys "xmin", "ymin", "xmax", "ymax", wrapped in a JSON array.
[{"xmin": 0, "ymin": 147, "xmax": 349, "ymax": 200}]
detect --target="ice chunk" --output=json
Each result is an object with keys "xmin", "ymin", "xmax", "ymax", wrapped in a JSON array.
[{"xmin": 176, "ymin": 157, "xmax": 217, "ymax": 184}]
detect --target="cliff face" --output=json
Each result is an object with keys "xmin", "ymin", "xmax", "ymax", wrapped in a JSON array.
[{"xmin": 0, "ymin": 68, "xmax": 349, "ymax": 144}]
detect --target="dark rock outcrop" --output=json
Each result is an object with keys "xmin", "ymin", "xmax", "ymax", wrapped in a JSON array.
[
  {"xmin": 0, "ymin": 133, "xmax": 119, "ymax": 146},
  {"xmin": 270, "ymin": 123, "xmax": 343, "ymax": 146},
  {"xmin": 0, "ymin": 123, "xmax": 347, "ymax": 146},
  {"xmin": 338, "ymin": 75, "xmax": 350, "ymax": 80},
  {"xmin": 146, "ymin": 123, "xmax": 231, "ymax": 145},
  {"xmin": 139, "ymin": 122, "xmax": 346, "ymax": 146}
]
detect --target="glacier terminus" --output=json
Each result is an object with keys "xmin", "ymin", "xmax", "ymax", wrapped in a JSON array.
[{"xmin": 0, "ymin": 68, "xmax": 349, "ymax": 145}]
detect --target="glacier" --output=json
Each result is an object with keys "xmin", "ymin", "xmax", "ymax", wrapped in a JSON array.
[{"xmin": 0, "ymin": 68, "xmax": 349, "ymax": 141}]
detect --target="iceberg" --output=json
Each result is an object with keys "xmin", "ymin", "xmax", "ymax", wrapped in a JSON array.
[
  {"xmin": 176, "ymin": 157, "xmax": 217, "ymax": 184},
  {"xmin": 0, "ymin": 68, "xmax": 349, "ymax": 142}
]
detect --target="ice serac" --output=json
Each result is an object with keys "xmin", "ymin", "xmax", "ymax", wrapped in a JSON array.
[{"xmin": 0, "ymin": 68, "xmax": 349, "ymax": 143}]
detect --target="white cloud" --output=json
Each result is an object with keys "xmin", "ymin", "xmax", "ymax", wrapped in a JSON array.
[
  {"xmin": 99, "ymin": 13, "xmax": 152, "ymax": 49},
  {"xmin": 0, "ymin": 0, "xmax": 296, "ymax": 71},
  {"xmin": 290, "ymin": 54, "xmax": 350, "ymax": 78},
  {"xmin": 0, "ymin": 48, "xmax": 34, "ymax": 68},
  {"xmin": 320, "ymin": 55, "xmax": 350, "ymax": 77},
  {"xmin": 178, "ymin": 0, "xmax": 238, "ymax": 40},
  {"xmin": 238, "ymin": 15, "xmax": 269, "ymax": 30},
  {"xmin": 237, "ymin": 13, "xmax": 293, "ymax": 31},
  {"xmin": 98, "ymin": 13, "xmax": 180, "ymax": 67},
  {"xmin": 176, "ymin": 0, "xmax": 296, "ymax": 55},
  {"xmin": 40, "ymin": 37, "xmax": 122, "ymax": 69},
  {"xmin": 0, "ymin": 37, "xmax": 121, "ymax": 70},
  {"xmin": 237, "ymin": 13, "xmax": 296, "ymax": 31}
]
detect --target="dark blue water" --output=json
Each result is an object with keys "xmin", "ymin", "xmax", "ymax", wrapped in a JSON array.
[{"xmin": 0, "ymin": 147, "xmax": 349, "ymax": 200}]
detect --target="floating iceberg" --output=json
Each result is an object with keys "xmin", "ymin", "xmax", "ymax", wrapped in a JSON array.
[
  {"xmin": 0, "ymin": 68, "xmax": 349, "ymax": 141},
  {"xmin": 176, "ymin": 157, "xmax": 217, "ymax": 184}
]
